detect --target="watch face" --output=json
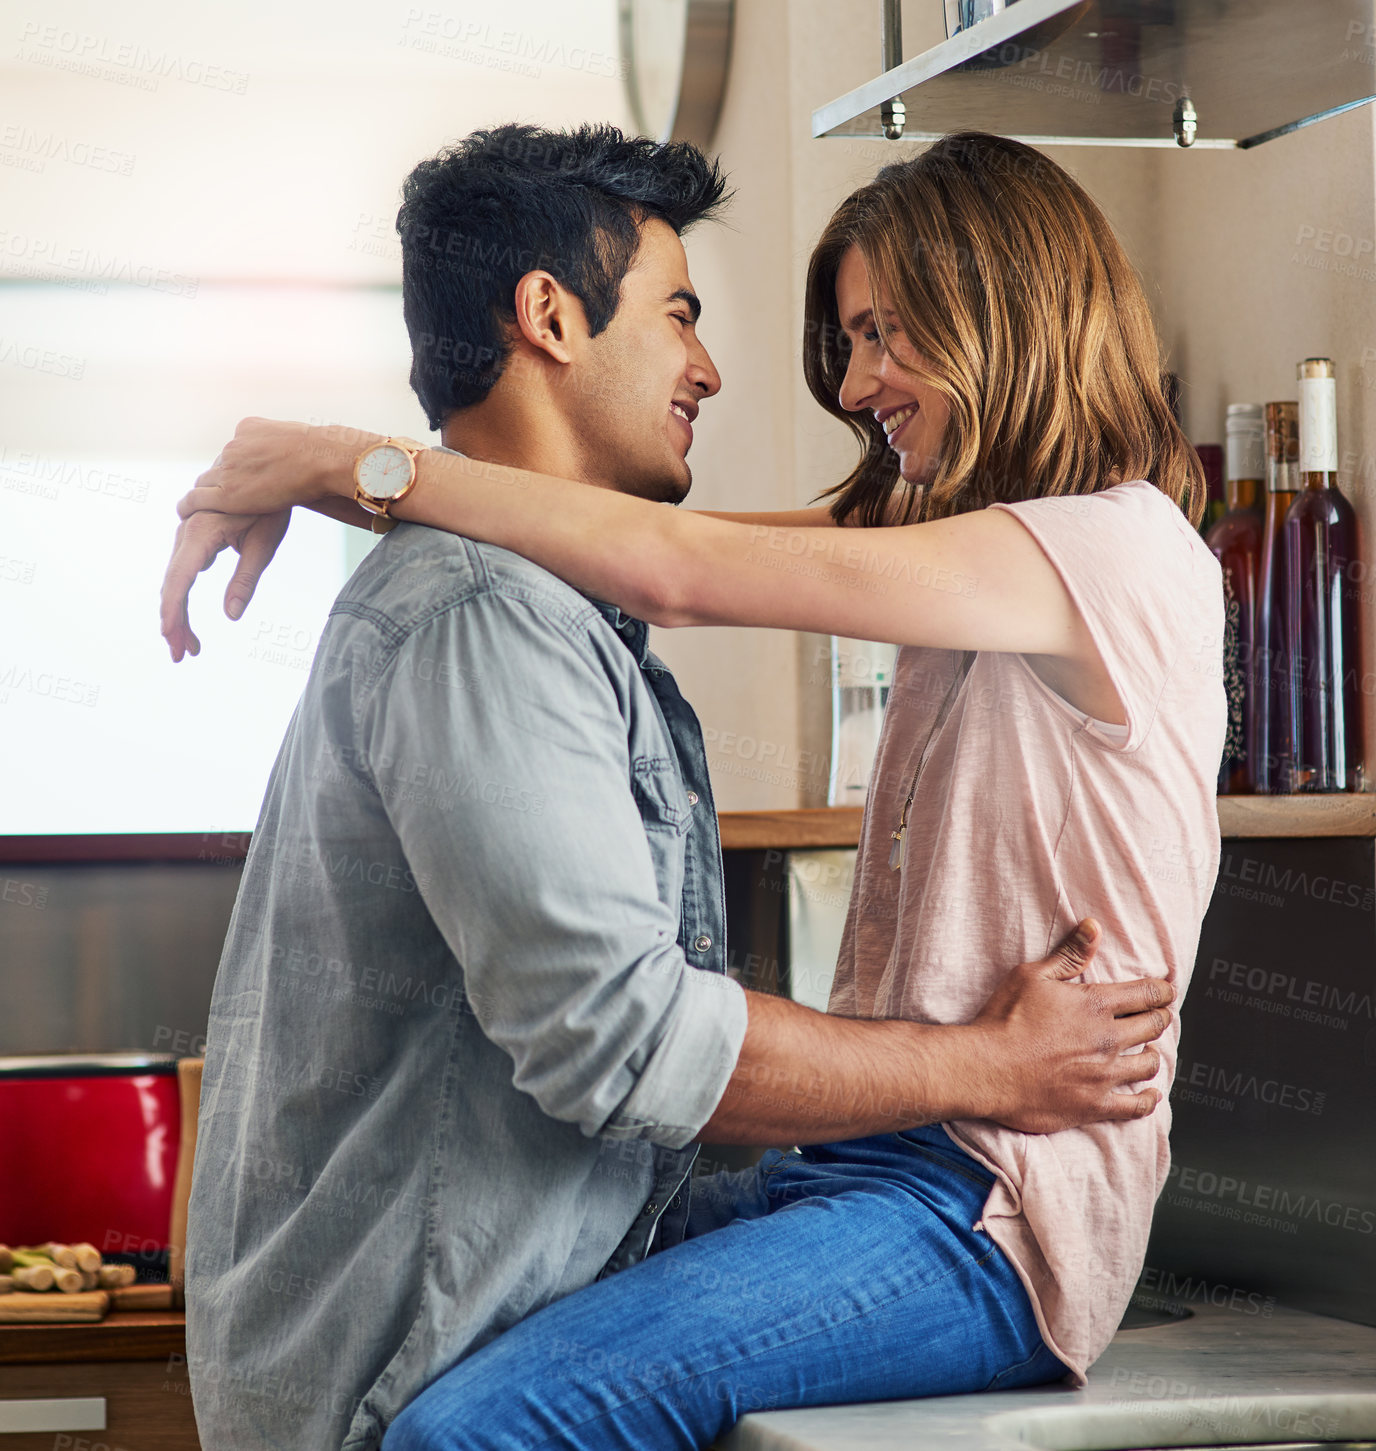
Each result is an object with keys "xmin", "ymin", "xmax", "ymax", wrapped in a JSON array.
[{"xmin": 357, "ymin": 444, "xmax": 413, "ymax": 499}]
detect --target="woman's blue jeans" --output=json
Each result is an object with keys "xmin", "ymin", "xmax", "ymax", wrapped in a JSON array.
[{"xmin": 383, "ymin": 1125, "xmax": 1067, "ymax": 1450}]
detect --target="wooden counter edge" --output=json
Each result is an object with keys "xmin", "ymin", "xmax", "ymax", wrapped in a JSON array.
[
  {"xmin": 718, "ymin": 808, "xmax": 865, "ymax": 851},
  {"xmin": 1214, "ymin": 794, "xmax": 1376, "ymax": 838},
  {"xmin": 719, "ymin": 799, "xmax": 1376, "ymax": 850},
  {"xmin": 0, "ymin": 1309, "xmax": 186, "ymax": 1365}
]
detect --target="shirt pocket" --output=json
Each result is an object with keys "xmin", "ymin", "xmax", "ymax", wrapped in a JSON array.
[
  {"xmin": 630, "ymin": 755, "xmax": 691, "ymax": 836},
  {"xmin": 630, "ymin": 755, "xmax": 690, "ymax": 915}
]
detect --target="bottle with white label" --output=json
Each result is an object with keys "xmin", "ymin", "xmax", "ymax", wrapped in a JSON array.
[{"xmin": 1282, "ymin": 358, "xmax": 1363, "ymax": 792}]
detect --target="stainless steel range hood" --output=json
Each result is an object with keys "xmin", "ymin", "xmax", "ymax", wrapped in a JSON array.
[{"xmin": 812, "ymin": 0, "xmax": 1376, "ymax": 150}]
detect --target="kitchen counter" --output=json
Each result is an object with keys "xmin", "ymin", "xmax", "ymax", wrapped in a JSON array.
[
  {"xmin": 723, "ymin": 1302, "xmax": 1376, "ymax": 1450},
  {"xmin": 4, "ymin": 1304, "xmax": 1372, "ymax": 1450},
  {"xmin": 0, "ymin": 1309, "xmax": 199, "ymax": 1448},
  {"xmin": 0, "ymin": 1308, "xmax": 185, "ymax": 1365}
]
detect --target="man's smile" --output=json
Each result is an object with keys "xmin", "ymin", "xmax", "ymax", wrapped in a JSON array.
[{"xmin": 670, "ymin": 400, "xmax": 696, "ymax": 448}]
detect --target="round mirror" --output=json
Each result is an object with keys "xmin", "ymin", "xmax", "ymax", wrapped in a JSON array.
[{"xmin": 619, "ymin": 0, "xmax": 734, "ymax": 148}]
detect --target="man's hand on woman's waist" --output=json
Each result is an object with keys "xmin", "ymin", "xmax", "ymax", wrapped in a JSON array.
[
  {"xmin": 697, "ymin": 919, "xmax": 1172, "ymax": 1146},
  {"xmin": 963, "ymin": 918, "xmax": 1173, "ymax": 1134}
]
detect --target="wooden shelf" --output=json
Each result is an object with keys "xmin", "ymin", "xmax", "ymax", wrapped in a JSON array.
[
  {"xmin": 720, "ymin": 797, "xmax": 1376, "ymax": 851},
  {"xmin": 13, "ymin": 798, "xmax": 1366, "ymax": 866},
  {"xmin": 1214, "ymin": 793, "xmax": 1376, "ymax": 838},
  {"xmin": 718, "ymin": 808, "xmax": 863, "ymax": 851},
  {"xmin": 0, "ymin": 1310, "xmax": 185, "ymax": 1366}
]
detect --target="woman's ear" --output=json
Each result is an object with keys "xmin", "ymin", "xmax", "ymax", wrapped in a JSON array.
[{"xmin": 511, "ymin": 271, "xmax": 583, "ymax": 365}]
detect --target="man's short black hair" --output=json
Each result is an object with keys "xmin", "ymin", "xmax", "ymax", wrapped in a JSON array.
[{"xmin": 397, "ymin": 123, "xmax": 730, "ymax": 430}]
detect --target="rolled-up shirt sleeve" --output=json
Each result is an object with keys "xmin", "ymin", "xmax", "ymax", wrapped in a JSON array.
[{"xmin": 357, "ymin": 588, "xmax": 746, "ymax": 1150}]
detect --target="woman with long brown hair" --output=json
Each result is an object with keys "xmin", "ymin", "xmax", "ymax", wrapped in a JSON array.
[{"xmin": 164, "ymin": 132, "xmax": 1224, "ymax": 1446}]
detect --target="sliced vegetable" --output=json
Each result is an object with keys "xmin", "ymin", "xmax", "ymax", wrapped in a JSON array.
[{"xmin": 12, "ymin": 1264, "xmax": 55, "ymax": 1292}]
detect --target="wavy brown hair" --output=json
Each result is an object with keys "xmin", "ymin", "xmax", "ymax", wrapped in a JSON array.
[{"xmin": 803, "ymin": 131, "xmax": 1203, "ymax": 528}]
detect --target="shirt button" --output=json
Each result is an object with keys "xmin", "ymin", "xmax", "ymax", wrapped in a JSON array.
[
  {"xmin": 694, "ymin": 935, "xmax": 712, "ymax": 952},
  {"xmin": 644, "ymin": 1201, "xmax": 657, "ymax": 1216},
  {"xmin": 686, "ymin": 791, "xmax": 699, "ymax": 806}
]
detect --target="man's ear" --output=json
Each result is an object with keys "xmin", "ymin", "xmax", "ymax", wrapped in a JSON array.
[{"xmin": 511, "ymin": 271, "xmax": 584, "ymax": 366}]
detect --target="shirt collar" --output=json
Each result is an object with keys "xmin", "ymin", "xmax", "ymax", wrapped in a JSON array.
[
  {"xmin": 431, "ymin": 446, "xmax": 652, "ymax": 667},
  {"xmin": 588, "ymin": 599, "xmax": 651, "ymax": 667}
]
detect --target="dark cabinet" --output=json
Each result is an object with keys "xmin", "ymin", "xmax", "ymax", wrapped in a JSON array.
[{"xmin": 1147, "ymin": 836, "xmax": 1376, "ymax": 1326}]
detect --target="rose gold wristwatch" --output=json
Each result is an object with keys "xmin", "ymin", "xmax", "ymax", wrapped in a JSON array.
[{"xmin": 354, "ymin": 437, "xmax": 425, "ymax": 531}]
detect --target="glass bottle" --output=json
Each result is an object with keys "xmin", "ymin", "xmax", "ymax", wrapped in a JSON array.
[
  {"xmin": 1283, "ymin": 359, "xmax": 1363, "ymax": 792},
  {"xmin": 1196, "ymin": 443, "xmax": 1225, "ymax": 536},
  {"xmin": 1250, "ymin": 401, "xmax": 1299, "ymax": 793},
  {"xmin": 828, "ymin": 638, "xmax": 897, "ymax": 807},
  {"xmin": 1206, "ymin": 404, "xmax": 1265, "ymax": 793}
]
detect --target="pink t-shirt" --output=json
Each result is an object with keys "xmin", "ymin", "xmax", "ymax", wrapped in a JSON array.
[{"xmin": 829, "ymin": 479, "xmax": 1227, "ymax": 1383}]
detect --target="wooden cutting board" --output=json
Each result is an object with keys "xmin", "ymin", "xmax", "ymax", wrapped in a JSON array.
[
  {"xmin": 109, "ymin": 1283, "xmax": 173, "ymax": 1311},
  {"xmin": 0, "ymin": 1290, "xmax": 108, "ymax": 1323}
]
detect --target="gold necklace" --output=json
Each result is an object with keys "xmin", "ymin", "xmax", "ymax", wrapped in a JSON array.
[{"xmin": 888, "ymin": 650, "xmax": 975, "ymax": 871}]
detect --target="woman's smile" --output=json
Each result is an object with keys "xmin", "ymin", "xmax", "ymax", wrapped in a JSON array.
[{"xmin": 880, "ymin": 402, "xmax": 920, "ymax": 445}]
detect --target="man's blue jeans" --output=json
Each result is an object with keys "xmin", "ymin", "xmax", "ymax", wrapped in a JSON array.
[{"xmin": 383, "ymin": 1126, "xmax": 1068, "ymax": 1450}]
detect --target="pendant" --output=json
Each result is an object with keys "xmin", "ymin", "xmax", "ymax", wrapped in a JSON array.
[{"xmin": 888, "ymin": 830, "xmax": 904, "ymax": 872}]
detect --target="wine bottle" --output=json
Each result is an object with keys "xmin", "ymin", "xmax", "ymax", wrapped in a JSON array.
[
  {"xmin": 1250, "ymin": 401, "xmax": 1299, "ymax": 793},
  {"xmin": 1283, "ymin": 359, "xmax": 1363, "ymax": 792},
  {"xmin": 1206, "ymin": 404, "xmax": 1264, "ymax": 793},
  {"xmin": 1196, "ymin": 443, "xmax": 1225, "ymax": 536}
]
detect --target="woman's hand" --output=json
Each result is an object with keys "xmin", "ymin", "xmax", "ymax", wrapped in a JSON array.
[
  {"xmin": 160, "ymin": 509, "xmax": 292, "ymax": 662},
  {"xmin": 174, "ymin": 416, "xmax": 372, "ymax": 521},
  {"xmin": 161, "ymin": 417, "xmax": 384, "ymax": 661}
]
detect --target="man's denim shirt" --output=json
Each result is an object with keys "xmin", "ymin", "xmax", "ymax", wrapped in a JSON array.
[{"xmin": 185, "ymin": 521, "xmax": 747, "ymax": 1451}]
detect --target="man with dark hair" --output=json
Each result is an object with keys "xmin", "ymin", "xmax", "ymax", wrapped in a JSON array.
[
  {"xmin": 398, "ymin": 125, "xmax": 731, "ymax": 429},
  {"xmin": 173, "ymin": 124, "xmax": 1171, "ymax": 1450}
]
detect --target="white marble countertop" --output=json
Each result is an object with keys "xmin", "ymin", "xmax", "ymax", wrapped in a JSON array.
[{"xmin": 723, "ymin": 1302, "xmax": 1376, "ymax": 1450}]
